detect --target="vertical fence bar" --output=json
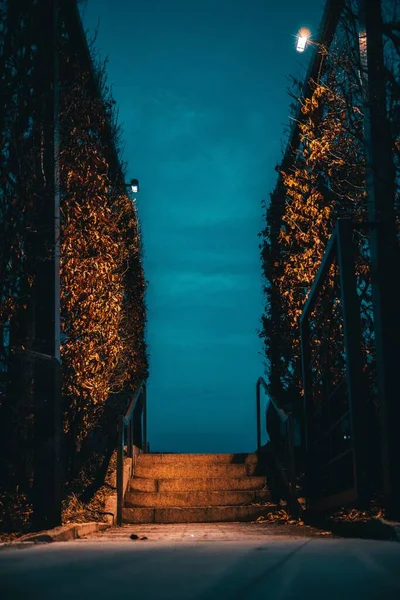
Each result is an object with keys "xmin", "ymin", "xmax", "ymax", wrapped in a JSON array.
[
  {"xmin": 300, "ymin": 317, "xmax": 313, "ymax": 507},
  {"xmin": 300, "ymin": 319, "xmax": 312, "ymax": 460},
  {"xmin": 138, "ymin": 394, "xmax": 143, "ymax": 451},
  {"xmin": 336, "ymin": 219, "xmax": 369, "ymax": 504},
  {"xmin": 135, "ymin": 395, "xmax": 142, "ymax": 450},
  {"xmin": 143, "ymin": 386, "xmax": 147, "ymax": 454},
  {"xmin": 132, "ymin": 402, "xmax": 139, "ymax": 448},
  {"xmin": 116, "ymin": 414, "xmax": 124, "ymax": 526},
  {"xmin": 130, "ymin": 418, "xmax": 134, "ymax": 460},
  {"xmin": 287, "ymin": 413, "xmax": 296, "ymax": 496},
  {"xmin": 256, "ymin": 379, "xmax": 261, "ymax": 452},
  {"xmin": 126, "ymin": 412, "xmax": 132, "ymax": 459}
]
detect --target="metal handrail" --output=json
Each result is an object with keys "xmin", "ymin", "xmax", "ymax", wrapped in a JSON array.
[
  {"xmin": 256, "ymin": 377, "xmax": 296, "ymax": 496},
  {"xmin": 116, "ymin": 380, "xmax": 147, "ymax": 526},
  {"xmin": 256, "ymin": 377, "xmax": 287, "ymax": 451}
]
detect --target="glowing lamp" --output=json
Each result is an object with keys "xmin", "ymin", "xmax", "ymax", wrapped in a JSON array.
[
  {"xmin": 130, "ymin": 178, "xmax": 139, "ymax": 194},
  {"xmin": 296, "ymin": 27, "xmax": 311, "ymax": 52}
]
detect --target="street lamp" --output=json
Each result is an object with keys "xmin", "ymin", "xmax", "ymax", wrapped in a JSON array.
[{"xmin": 296, "ymin": 27, "xmax": 311, "ymax": 52}]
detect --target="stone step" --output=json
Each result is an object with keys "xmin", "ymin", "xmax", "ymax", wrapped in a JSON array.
[
  {"xmin": 137, "ymin": 453, "xmax": 257, "ymax": 465},
  {"xmin": 134, "ymin": 462, "xmax": 251, "ymax": 479},
  {"xmin": 124, "ymin": 489, "xmax": 272, "ymax": 508},
  {"xmin": 129, "ymin": 475, "xmax": 267, "ymax": 493},
  {"xmin": 122, "ymin": 505, "xmax": 278, "ymax": 524}
]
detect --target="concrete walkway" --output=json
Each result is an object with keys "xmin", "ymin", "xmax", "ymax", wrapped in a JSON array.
[
  {"xmin": 87, "ymin": 522, "xmax": 335, "ymax": 541},
  {"xmin": 1, "ymin": 524, "xmax": 399, "ymax": 599}
]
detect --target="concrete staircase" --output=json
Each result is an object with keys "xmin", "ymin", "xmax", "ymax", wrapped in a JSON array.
[{"xmin": 123, "ymin": 453, "xmax": 277, "ymax": 524}]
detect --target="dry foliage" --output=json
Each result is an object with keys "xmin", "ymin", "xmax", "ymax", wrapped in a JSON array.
[
  {"xmin": 260, "ymin": 0, "xmax": 400, "ymax": 409},
  {"xmin": 0, "ymin": 4, "xmax": 148, "ymax": 531},
  {"xmin": 0, "ymin": 491, "xmax": 33, "ymax": 533},
  {"xmin": 62, "ymin": 452, "xmax": 118, "ymax": 524},
  {"xmin": 330, "ymin": 502, "xmax": 385, "ymax": 523},
  {"xmin": 255, "ymin": 509, "xmax": 304, "ymax": 526},
  {"xmin": 60, "ymin": 69, "xmax": 148, "ymax": 444}
]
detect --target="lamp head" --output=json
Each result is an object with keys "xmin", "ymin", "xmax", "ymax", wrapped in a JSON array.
[
  {"xmin": 129, "ymin": 178, "xmax": 139, "ymax": 194},
  {"xmin": 296, "ymin": 27, "xmax": 311, "ymax": 52}
]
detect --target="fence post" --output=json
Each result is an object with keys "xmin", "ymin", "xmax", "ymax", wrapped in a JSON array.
[
  {"xmin": 300, "ymin": 317, "xmax": 313, "ymax": 508},
  {"xmin": 32, "ymin": 0, "xmax": 62, "ymax": 531},
  {"xmin": 336, "ymin": 219, "xmax": 369, "ymax": 505}
]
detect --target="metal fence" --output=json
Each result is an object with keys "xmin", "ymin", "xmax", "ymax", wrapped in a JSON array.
[{"xmin": 300, "ymin": 219, "xmax": 370, "ymax": 511}]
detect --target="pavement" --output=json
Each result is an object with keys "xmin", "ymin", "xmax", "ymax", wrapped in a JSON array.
[{"xmin": 1, "ymin": 523, "xmax": 400, "ymax": 599}]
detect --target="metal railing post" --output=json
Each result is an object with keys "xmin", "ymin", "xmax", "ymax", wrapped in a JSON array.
[
  {"xmin": 133, "ymin": 397, "xmax": 142, "ymax": 450},
  {"xmin": 258, "ymin": 376, "xmax": 299, "ymax": 504},
  {"xmin": 337, "ymin": 219, "xmax": 369, "ymax": 505},
  {"xmin": 115, "ymin": 380, "xmax": 147, "ymax": 525},
  {"xmin": 126, "ymin": 414, "xmax": 132, "ymax": 459},
  {"xmin": 143, "ymin": 385, "xmax": 147, "ymax": 453},
  {"xmin": 131, "ymin": 419, "xmax": 134, "ymax": 460},
  {"xmin": 116, "ymin": 414, "xmax": 124, "ymax": 526},
  {"xmin": 287, "ymin": 413, "xmax": 296, "ymax": 497},
  {"xmin": 256, "ymin": 379, "xmax": 261, "ymax": 452},
  {"xmin": 300, "ymin": 317, "xmax": 312, "ymax": 505}
]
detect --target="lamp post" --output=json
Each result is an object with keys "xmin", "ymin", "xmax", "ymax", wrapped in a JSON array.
[
  {"xmin": 296, "ymin": 27, "xmax": 327, "ymax": 55},
  {"xmin": 296, "ymin": 28, "xmax": 327, "ymax": 83}
]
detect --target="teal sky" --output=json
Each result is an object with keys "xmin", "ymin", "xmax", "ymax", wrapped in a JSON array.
[{"xmin": 81, "ymin": 0, "xmax": 325, "ymax": 453}]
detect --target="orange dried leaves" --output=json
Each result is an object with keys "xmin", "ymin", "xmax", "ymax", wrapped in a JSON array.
[{"xmin": 60, "ymin": 77, "xmax": 147, "ymax": 442}]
